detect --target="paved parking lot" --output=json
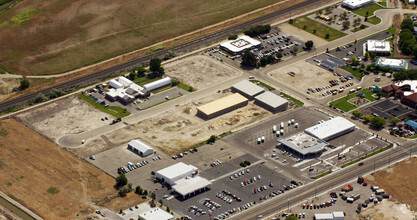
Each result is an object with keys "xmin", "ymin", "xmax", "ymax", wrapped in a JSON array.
[{"xmin": 359, "ymin": 99, "xmax": 416, "ymax": 121}]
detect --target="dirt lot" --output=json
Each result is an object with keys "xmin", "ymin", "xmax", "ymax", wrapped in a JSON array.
[
  {"xmin": 16, "ymin": 95, "xmax": 111, "ymax": 141},
  {"xmin": 0, "ymin": 119, "xmax": 136, "ymax": 219},
  {"xmin": 277, "ymin": 23, "xmax": 328, "ymax": 47},
  {"xmin": 0, "ymin": 77, "xmax": 20, "ymax": 101},
  {"xmin": 358, "ymin": 199, "xmax": 416, "ymax": 220},
  {"xmin": 366, "ymin": 157, "xmax": 417, "ymax": 211},
  {"xmin": 165, "ymin": 55, "xmax": 240, "ymax": 89},
  {"xmin": 270, "ymin": 60, "xmax": 340, "ymax": 98},
  {"xmin": 70, "ymin": 90, "xmax": 282, "ymax": 157}
]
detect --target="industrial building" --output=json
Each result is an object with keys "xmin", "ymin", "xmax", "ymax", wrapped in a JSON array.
[
  {"xmin": 342, "ymin": 0, "xmax": 375, "ymax": 10},
  {"xmin": 156, "ymin": 162, "xmax": 198, "ymax": 185},
  {"xmin": 381, "ymin": 80, "xmax": 417, "ymax": 108},
  {"xmin": 231, "ymin": 80, "xmax": 265, "ymax": 99},
  {"xmin": 139, "ymin": 207, "xmax": 174, "ymax": 220},
  {"xmin": 172, "ymin": 176, "xmax": 212, "ymax": 199},
  {"xmin": 304, "ymin": 117, "xmax": 356, "ymax": 141},
  {"xmin": 278, "ymin": 132, "xmax": 328, "ymax": 158},
  {"xmin": 254, "ymin": 91, "xmax": 288, "ymax": 113},
  {"xmin": 220, "ymin": 35, "xmax": 261, "ymax": 55},
  {"xmin": 375, "ymin": 57, "xmax": 407, "ymax": 70},
  {"xmin": 314, "ymin": 211, "xmax": 345, "ymax": 220},
  {"xmin": 366, "ymin": 40, "xmax": 391, "ymax": 55},
  {"xmin": 143, "ymin": 77, "xmax": 172, "ymax": 91},
  {"xmin": 197, "ymin": 93, "xmax": 248, "ymax": 119},
  {"xmin": 127, "ymin": 140, "xmax": 154, "ymax": 157},
  {"xmin": 105, "ymin": 76, "xmax": 149, "ymax": 104}
]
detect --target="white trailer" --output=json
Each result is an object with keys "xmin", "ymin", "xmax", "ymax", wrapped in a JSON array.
[
  {"xmin": 280, "ymin": 122, "xmax": 284, "ymax": 129},
  {"xmin": 273, "ymin": 125, "xmax": 277, "ymax": 133}
]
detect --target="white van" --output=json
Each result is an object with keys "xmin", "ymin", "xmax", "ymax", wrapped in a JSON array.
[
  {"xmin": 280, "ymin": 122, "xmax": 284, "ymax": 129},
  {"xmin": 295, "ymin": 123, "xmax": 299, "ymax": 128},
  {"xmin": 273, "ymin": 125, "xmax": 277, "ymax": 133}
]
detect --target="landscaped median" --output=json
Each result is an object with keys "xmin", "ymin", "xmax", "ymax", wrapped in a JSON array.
[
  {"xmin": 329, "ymin": 89, "xmax": 377, "ymax": 112},
  {"xmin": 280, "ymin": 92, "xmax": 304, "ymax": 106},
  {"xmin": 313, "ymin": 169, "xmax": 333, "ymax": 179},
  {"xmin": 290, "ymin": 16, "xmax": 347, "ymax": 41},
  {"xmin": 78, "ymin": 94, "xmax": 131, "ymax": 118},
  {"xmin": 341, "ymin": 145, "xmax": 392, "ymax": 168}
]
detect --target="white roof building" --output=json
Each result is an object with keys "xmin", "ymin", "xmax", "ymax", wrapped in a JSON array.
[
  {"xmin": 139, "ymin": 207, "xmax": 174, "ymax": 220},
  {"xmin": 118, "ymin": 76, "xmax": 133, "ymax": 86},
  {"xmin": 304, "ymin": 117, "xmax": 356, "ymax": 141},
  {"xmin": 156, "ymin": 162, "xmax": 198, "ymax": 185},
  {"xmin": 232, "ymin": 80, "xmax": 265, "ymax": 99},
  {"xmin": 342, "ymin": 0, "xmax": 375, "ymax": 9},
  {"xmin": 127, "ymin": 140, "xmax": 154, "ymax": 157},
  {"xmin": 315, "ymin": 213, "xmax": 335, "ymax": 220},
  {"xmin": 393, "ymin": 80, "xmax": 417, "ymax": 96},
  {"xmin": 220, "ymin": 35, "xmax": 261, "ymax": 55},
  {"xmin": 105, "ymin": 76, "xmax": 149, "ymax": 104},
  {"xmin": 278, "ymin": 132, "xmax": 328, "ymax": 157},
  {"xmin": 409, "ymin": 0, "xmax": 415, "ymax": 4},
  {"xmin": 109, "ymin": 79, "xmax": 124, "ymax": 89},
  {"xmin": 143, "ymin": 77, "xmax": 172, "ymax": 91},
  {"xmin": 376, "ymin": 57, "xmax": 407, "ymax": 70},
  {"xmin": 332, "ymin": 211, "xmax": 345, "ymax": 220},
  {"xmin": 367, "ymin": 40, "xmax": 390, "ymax": 54},
  {"xmin": 172, "ymin": 176, "xmax": 212, "ymax": 199},
  {"xmin": 254, "ymin": 91, "xmax": 288, "ymax": 113}
]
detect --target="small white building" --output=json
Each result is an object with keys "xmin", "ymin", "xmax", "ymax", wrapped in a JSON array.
[
  {"xmin": 109, "ymin": 79, "xmax": 123, "ymax": 89},
  {"xmin": 172, "ymin": 176, "xmax": 212, "ymax": 199},
  {"xmin": 315, "ymin": 213, "xmax": 335, "ymax": 220},
  {"xmin": 143, "ymin": 77, "xmax": 172, "ymax": 91},
  {"xmin": 156, "ymin": 162, "xmax": 198, "ymax": 185},
  {"xmin": 127, "ymin": 140, "xmax": 154, "ymax": 157},
  {"xmin": 367, "ymin": 40, "xmax": 390, "ymax": 55},
  {"xmin": 332, "ymin": 211, "xmax": 345, "ymax": 220},
  {"xmin": 220, "ymin": 35, "xmax": 261, "ymax": 55},
  {"xmin": 342, "ymin": 0, "xmax": 375, "ymax": 10},
  {"xmin": 409, "ymin": 0, "xmax": 415, "ymax": 4},
  {"xmin": 139, "ymin": 207, "xmax": 174, "ymax": 220},
  {"xmin": 376, "ymin": 57, "xmax": 408, "ymax": 70}
]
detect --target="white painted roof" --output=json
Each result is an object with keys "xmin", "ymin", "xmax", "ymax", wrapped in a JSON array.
[
  {"xmin": 220, "ymin": 35, "xmax": 261, "ymax": 53},
  {"xmin": 254, "ymin": 91, "xmax": 288, "ymax": 108},
  {"xmin": 157, "ymin": 162, "xmax": 198, "ymax": 180},
  {"xmin": 342, "ymin": 0, "xmax": 375, "ymax": 8},
  {"xmin": 139, "ymin": 207, "xmax": 174, "ymax": 220},
  {"xmin": 332, "ymin": 211, "xmax": 345, "ymax": 218},
  {"xmin": 376, "ymin": 57, "xmax": 407, "ymax": 69},
  {"xmin": 128, "ymin": 140, "xmax": 153, "ymax": 153},
  {"xmin": 197, "ymin": 93, "xmax": 248, "ymax": 116},
  {"xmin": 314, "ymin": 213, "xmax": 334, "ymax": 220},
  {"xmin": 393, "ymin": 80, "xmax": 417, "ymax": 93},
  {"xmin": 118, "ymin": 76, "xmax": 133, "ymax": 86},
  {"xmin": 172, "ymin": 176, "xmax": 212, "ymax": 196},
  {"xmin": 143, "ymin": 77, "xmax": 172, "ymax": 91},
  {"xmin": 232, "ymin": 80, "xmax": 265, "ymax": 97},
  {"xmin": 304, "ymin": 117, "xmax": 355, "ymax": 141},
  {"xmin": 367, "ymin": 40, "xmax": 390, "ymax": 53},
  {"xmin": 109, "ymin": 79, "xmax": 124, "ymax": 89}
]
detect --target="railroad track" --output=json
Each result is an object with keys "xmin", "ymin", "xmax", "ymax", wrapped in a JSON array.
[{"xmin": 0, "ymin": 0, "xmax": 332, "ymax": 111}]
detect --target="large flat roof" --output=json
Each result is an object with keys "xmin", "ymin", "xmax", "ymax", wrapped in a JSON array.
[
  {"xmin": 278, "ymin": 132, "xmax": 327, "ymax": 155},
  {"xmin": 139, "ymin": 207, "xmax": 174, "ymax": 220},
  {"xmin": 393, "ymin": 80, "xmax": 417, "ymax": 93},
  {"xmin": 367, "ymin": 40, "xmax": 390, "ymax": 53},
  {"xmin": 232, "ymin": 80, "xmax": 265, "ymax": 97},
  {"xmin": 197, "ymin": 93, "xmax": 248, "ymax": 116},
  {"xmin": 220, "ymin": 36, "xmax": 261, "ymax": 53},
  {"xmin": 254, "ymin": 91, "xmax": 288, "ymax": 108},
  {"xmin": 342, "ymin": 0, "xmax": 374, "ymax": 7},
  {"xmin": 172, "ymin": 176, "xmax": 212, "ymax": 196},
  {"xmin": 156, "ymin": 162, "xmax": 198, "ymax": 180},
  {"xmin": 304, "ymin": 117, "xmax": 355, "ymax": 140},
  {"xmin": 128, "ymin": 140, "xmax": 153, "ymax": 152},
  {"xmin": 376, "ymin": 57, "xmax": 407, "ymax": 69}
]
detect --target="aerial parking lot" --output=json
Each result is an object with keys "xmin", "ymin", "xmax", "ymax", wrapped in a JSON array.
[{"xmin": 359, "ymin": 99, "xmax": 417, "ymax": 122}]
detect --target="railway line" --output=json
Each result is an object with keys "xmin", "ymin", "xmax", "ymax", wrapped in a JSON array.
[{"xmin": 0, "ymin": 0, "xmax": 333, "ymax": 111}]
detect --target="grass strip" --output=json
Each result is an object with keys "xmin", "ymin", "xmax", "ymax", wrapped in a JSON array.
[
  {"xmin": 341, "ymin": 146, "xmax": 391, "ymax": 168},
  {"xmin": 281, "ymin": 92, "xmax": 304, "ymax": 106},
  {"xmin": 78, "ymin": 94, "xmax": 130, "ymax": 118},
  {"xmin": 249, "ymin": 79, "xmax": 275, "ymax": 90},
  {"xmin": 314, "ymin": 169, "xmax": 333, "ymax": 179}
]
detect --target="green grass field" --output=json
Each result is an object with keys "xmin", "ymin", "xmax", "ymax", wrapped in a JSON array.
[
  {"xmin": 281, "ymin": 92, "xmax": 304, "ymax": 106},
  {"xmin": 250, "ymin": 79, "xmax": 275, "ymax": 90},
  {"xmin": 78, "ymin": 94, "xmax": 131, "ymax": 118},
  {"xmin": 352, "ymin": 4, "xmax": 384, "ymax": 17},
  {"xmin": 377, "ymin": 1, "xmax": 387, "ymax": 7},
  {"xmin": 342, "ymin": 66, "xmax": 364, "ymax": 79},
  {"xmin": 330, "ymin": 89, "xmax": 376, "ymax": 112},
  {"xmin": 367, "ymin": 16, "xmax": 381, "ymax": 25},
  {"xmin": 387, "ymin": 26, "xmax": 396, "ymax": 35},
  {"xmin": 291, "ymin": 16, "xmax": 347, "ymax": 41}
]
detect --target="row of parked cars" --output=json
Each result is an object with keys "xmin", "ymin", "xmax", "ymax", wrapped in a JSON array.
[
  {"xmin": 117, "ymin": 161, "xmax": 148, "ymax": 174},
  {"xmin": 216, "ymin": 190, "xmax": 242, "ymax": 203},
  {"xmin": 172, "ymin": 148, "xmax": 198, "ymax": 159},
  {"xmin": 230, "ymin": 168, "xmax": 250, "ymax": 180}
]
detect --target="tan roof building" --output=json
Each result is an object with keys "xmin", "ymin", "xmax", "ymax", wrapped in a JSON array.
[{"xmin": 197, "ymin": 93, "xmax": 248, "ymax": 119}]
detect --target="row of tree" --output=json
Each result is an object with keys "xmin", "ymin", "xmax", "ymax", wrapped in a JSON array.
[
  {"xmin": 243, "ymin": 25, "xmax": 271, "ymax": 37},
  {"xmin": 352, "ymin": 110, "xmax": 387, "ymax": 128},
  {"xmin": 394, "ymin": 69, "xmax": 417, "ymax": 80},
  {"xmin": 399, "ymin": 18, "xmax": 417, "ymax": 55}
]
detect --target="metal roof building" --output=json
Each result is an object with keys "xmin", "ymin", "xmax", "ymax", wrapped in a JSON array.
[
  {"xmin": 231, "ymin": 80, "xmax": 265, "ymax": 99},
  {"xmin": 143, "ymin": 77, "xmax": 172, "ymax": 91},
  {"xmin": 109, "ymin": 79, "xmax": 124, "ymax": 89},
  {"xmin": 328, "ymin": 57, "xmax": 346, "ymax": 67},
  {"xmin": 139, "ymin": 207, "xmax": 174, "ymax": 220},
  {"xmin": 118, "ymin": 76, "xmax": 133, "ymax": 86},
  {"xmin": 197, "ymin": 93, "xmax": 248, "ymax": 119},
  {"xmin": 405, "ymin": 120, "xmax": 417, "ymax": 131},
  {"xmin": 127, "ymin": 140, "xmax": 154, "ymax": 157},
  {"xmin": 220, "ymin": 35, "xmax": 261, "ymax": 55},
  {"xmin": 305, "ymin": 117, "xmax": 355, "ymax": 141},
  {"xmin": 320, "ymin": 60, "xmax": 338, "ymax": 71},
  {"xmin": 254, "ymin": 91, "xmax": 288, "ymax": 113},
  {"xmin": 278, "ymin": 132, "xmax": 327, "ymax": 157},
  {"xmin": 156, "ymin": 162, "xmax": 198, "ymax": 185},
  {"xmin": 172, "ymin": 176, "xmax": 212, "ymax": 199},
  {"xmin": 314, "ymin": 213, "xmax": 335, "ymax": 220}
]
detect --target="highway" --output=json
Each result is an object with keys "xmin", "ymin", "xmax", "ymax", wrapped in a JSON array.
[
  {"xmin": 231, "ymin": 140, "xmax": 416, "ymax": 219},
  {"xmin": 0, "ymin": 0, "xmax": 337, "ymax": 112}
]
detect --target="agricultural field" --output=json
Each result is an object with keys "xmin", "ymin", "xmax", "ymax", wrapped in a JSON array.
[
  {"xmin": 290, "ymin": 16, "xmax": 347, "ymax": 41},
  {"xmin": 0, "ymin": 0, "xmax": 291, "ymax": 76}
]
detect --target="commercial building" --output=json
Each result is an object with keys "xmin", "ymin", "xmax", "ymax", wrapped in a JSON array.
[
  {"xmin": 127, "ymin": 140, "xmax": 154, "ymax": 157},
  {"xmin": 156, "ymin": 162, "xmax": 198, "ymax": 185},
  {"xmin": 231, "ymin": 80, "xmax": 265, "ymax": 99},
  {"xmin": 381, "ymin": 80, "xmax": 417, "ymax": 108},
  {"xmin": 320, "ymin": 60, "xmax": 338, "ymax": 71},
  {"xmin": 405, "ymin": 120, "xmax": 417, "ymax": 131},
  {"xmin": 139, "ymin": 207, "xmax": 174, "ymax": 220},
  {"xmin": 367, "ymin": 40, "xmax": 390, "ymax": 55},
  {"xmin": 314, "ymin": 212, "xmax": 345, "ymax": 220},
  {"xmin": 105, "ymin": 76, "xmax": 149, "ymax": 104},
  {"xmin": 278, "ymin": 132, "xmax": 327, "ymax": 158},
  {"xmin": 197, "ymin": 93, "xmax": 248, "ymax": 119},
  {"xmin": 304, "ymin": 117, "xmax": 356, "ymax": 141},
  {"xmin": 254, "ymin": 91, "xmax": 288, "ymax": 113},
  {"xmin": 329, "ymin": 57, "xmax": 346, "ymax": 67},
  {"xmin": 342, "ymin": 0, "xmax": 375, "ymax": 10},
  {"xmin": 220, "ymin": 35, "xmax": 261, "ymax": 55},
  {"xmin": 375, "ymin": 57, "xmax": 407, "ymax": 70},
  {"xmin": 143, "ymin": 77, "xmax": 172, "ymax": 91},
  {"xmin": 410, "ymin": 0, "xmax": 415, "ymax": 4},
  {"xmin": 172, "ymin": 176, "xmax": 212, "ymax": 199}
]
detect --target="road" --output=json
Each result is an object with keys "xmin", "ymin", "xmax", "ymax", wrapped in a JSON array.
[{"xmin": 231, "ymin": 140, "xmax": 416, "ymax": 219}]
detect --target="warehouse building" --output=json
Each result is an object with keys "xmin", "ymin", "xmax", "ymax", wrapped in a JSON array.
[
  {"xmin": 127, "ymin": 140, "xmax": 154, "ymax": 157},
  {"xmin": 320, "ymin": 60, "xmax": 338, "ymax": 71},
  {"xmin": 375, "ymin": 57, "xmax": 407, "ymax": 70},
  {"xmin": 143, "ymin": 77, "xmax": 172, "ymax": 91},
  {"xmin": 156, "ymin": 162, "xmax": 198, "ymax": 186},
  {"xmin": 254, "ymin": 91, "xmax": 288, "ymax": 113},
  {"xmin": 367, "ymin": 40, "xmax": 390, "ymax": 55},
  {"xmin": 278, "ymin": 132, "xmax": 328, "ymax": 158},
  {"xmin": 314, "ymin": 211, "xmax": 345, "ymax": 220},
  {"xmin": 231, "ymin": 80, "xmax": 265, "ymax": 99},
  {"xmin": 305, "ymin": 117, "xmax": 356, "ymax": 141},
  {"xmin": 342, "ymin": 0, "xmax": 375, "ymax": 10},
  {"xmin": 220, "ymin": 35, "xmax": 261, "ymax": 55},
  {"xmin": 139, "ymin": 207, "xmax": 174, "ymax": 220},
  {"xmin": 172, "ymin": 176, "xmax": 212, "ymax": 199},
  {"xmin": 197, "ymin": 93, "xmax": 248, "ymax": 119}
]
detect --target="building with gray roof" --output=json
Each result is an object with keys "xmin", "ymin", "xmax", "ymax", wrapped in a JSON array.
[
  {"xmin": 231, "ymin": 80, "xmax": 265, "ymax": 99},
  {"xmin": 254, "ymin": 91, "xmax": 288, "ymax": 113},
  {"xmin": 278, "ymin": 132, "xmax": 327, "ymax": 157}
]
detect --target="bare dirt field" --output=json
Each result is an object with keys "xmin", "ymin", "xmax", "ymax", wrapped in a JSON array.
[
  {"xmin": 0, "ymin": 78, "xmax": 19, "ymax": 101},
  {"xmin": 15, "ymin": 95, "xmax": 111, "ymax": 141},
  {"xmin": 270, "ymin": 61, "xmax": 340, "ymax": 98},
  {"xmin": 277, "ymin": 23, "xmax": 328, "ymax": 47},
  {"xmin": 0, "ymin": 0, "xmax": 289, "ymax": 76},
  {"xmin": 366, "ymin": 157, "xmax": 417, "ymax": 211},
  {"xmin": 70, "ymin": 90, "xmax": 284, "ymax": 157},
  {"xmin": 0, "ymin": 119, "xmax": 126, "ymax": 219},
  {"xmin": 165, "ymin": 55, "xmax": 240, "ymax": 90},
  {"xmin": 358, "ymin": 199, "xmax": 416, "ymax": 220}
]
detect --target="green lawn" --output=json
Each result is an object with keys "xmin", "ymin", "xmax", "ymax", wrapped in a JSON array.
[
  {"xmin": 78, "ymin": 94, "xmax": 131, "ymax": 118},
  {"xmin": 330, "ymin": 89, "xmax": 376, "ymax": 112},
  {"xmin": 352, "ymin": 4, "xmax": 384, "ymax": 17},
  {"xmin": 342, "ymin": 66, "xmax": 364, "ymax": 79},
  {"xmin": 387, "ymin": 26, "xmax": 396, "ymax": 35},
  {"xmin": 132, "ymin": 76, "xmax": 160, "ymax": 86},
  {"xmin": 367, "ymin": 16, "xmax": 381, "ymax": 25},
  {"xmin": 281, "ymin": 92, "xmax": 304, "ymax": 106},
  {"xmin": 351, "ymin": 25, "xmax": 369, "ymax": 33},
  {"xmin": 314, "ymin": 169, "xmax": 333, "ymax": 179},
  {"xmin": 249, "ymin": 80, "xmax": 275, "ymax": 90},
  {"xmin": 377, "ymin": 1, "xmax": 387, "ymax": 7},
  {"xmin": 291, "ymin": 16, "xmax": 347, "ymax": 41}
]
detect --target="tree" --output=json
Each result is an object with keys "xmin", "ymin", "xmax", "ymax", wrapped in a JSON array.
[
  {"xmin": 313, "ymin": 29, "xmax": 317, "ymax": 34},
  {"xmin": 371, "ymin": 116, "xmax": 386, "ymax": 128},
  {"xmin": 260, "ymin": 57, "xmax": 268, "ymax": 66},
  {"xmin": 342, "ymin": 20, "xmax": 350, "ymax": 30},
  {"xmin": 364, "ymin": 51, "xmax": 370, "ymax": 60},
  {"xmin": 389, "ymin": 117, "xmax": 400, "ymax": 126},
  {"xmin": 366, "ymin": 65, "xmax": 372, "ymax": 72},
  {"xmin": 303, "ymin": 25, "xmax": 307, "ymax": 30},
  {"xmin": 136, "ymin": 67, "xmax": 147, "ymax": 77},
  {"xmin": 149, "ymin": 58, "xmax": 162, "ymax": 72},
  {"xmin": 228, "ymin": 34, "xmax": 238, "ymax": 40},
  {"xmin": 351, "ymin": 56, "xmax": 359, "ymax": 66},
  {"xmin": 352, "ymin": 110, "xmax": 362, "ymax": 118},
  {"xmin": 241, "ymin": 50, "xmax": 257, "ymax": 67},
  {"xmin": 401, "ymin": 18, "xmax": 414, "ymax": 32},
  {"xmin": 135, "ymin": 186, "xmax": 143, "ymax": 194},
  {"xmin": 150, "ymin": 192, "xmax": 156, "ymax": 201},
  {"xmin": 412, "ymin": 46, "xmax": 417, "ymax": 60},
  {"xmin": 364, "ymin": 16, "xmax": 368, "ymax": 22},
  {"xmin": 325, "ymin": 33, "xmax": 330, "ymax": 39},
  {"xmin": 159, "ymin": 199, "xmax": 163, "ymax": 206},
  {"xmin": 164, "ymin": 50, "xmax": 175, "ymax": 60},
  {"xmin": 20, "ymin": 77, "xmax": 30, "ymax": 90},
  {"xmin": 143, "ymin": 189, "xmax": 148, "ymax": 196},
  {"xmin": 363, "ymin": 114, "xmax": 372, "ymax": 123},
  {"xmin": 116, "ymin": 174, "xmax": 128, "ymax": 187},
  {"xmin": 34, "ymin": 93, "xmax": 48, "ymax": 103},
  {"xmin": 286, "ymin": 216, "xmax": 299, "ymax": 220},
  {"xmin": 360, "ymin": 24, "xmax": 366, "ymax": 29},
  {"xmin": 128, "ymin": 72, "xmax": 136, "ymax": 80},
  {"xmin": 305, "ymin": 40, "xmax": 314, "ymax": 50},
  {"xmin": 207, "ymin": 135, "xmax": 217, "ymax": 144},
  {"xmin": 276, "ymin": 52, "xmax": 283, "ymax": 59},
  {"xmin": 360, "ymin": 63, "xmax": 365, "ymax": 70},
  {"xmin": 166, "ymin": 206, "xmax": 171, "ymax": 213}
]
